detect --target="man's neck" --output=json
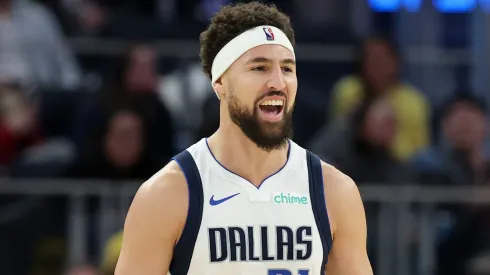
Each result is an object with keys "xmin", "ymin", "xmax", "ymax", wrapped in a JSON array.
[{"xmin": 206, "ymin": 126, "xmax": 289, "ymax": 187}]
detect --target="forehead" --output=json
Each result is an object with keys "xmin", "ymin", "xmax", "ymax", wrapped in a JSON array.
[
  {"xmin": 365, "ymin": 41, "xmax": 392, "ymax": 57},
  {"xmin": 450, "ymin": 102, "xmax": 484, "ymax": 115},
  {"xmin": 235, "ymin": 44, "xmax": 295, "ymax": 64}
]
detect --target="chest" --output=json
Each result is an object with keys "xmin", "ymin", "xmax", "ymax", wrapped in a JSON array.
[
  {"xmin": 199, "ymin": 165, "xmax": 314, "ymax": 223},
  {"xmin": 187, "ymin": 169, "xmax": 325, "ymax": 273}
]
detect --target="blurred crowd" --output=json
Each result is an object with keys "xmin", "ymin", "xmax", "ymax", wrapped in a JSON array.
[{"xmin": 0, "ymin": 0, "xmax": 489, "ymax": 274}]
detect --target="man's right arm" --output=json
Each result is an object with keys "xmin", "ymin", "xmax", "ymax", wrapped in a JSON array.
[{"xmin": 115, "ymin": 161, "xmax": 188, "ymax": 275}]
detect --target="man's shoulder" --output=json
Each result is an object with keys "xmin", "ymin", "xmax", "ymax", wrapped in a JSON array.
[
  {"xmin": 128, "ymin": 160, "xmax": 189, "ymax": 239},
  {"xmin": 320, "ymin": 161, "xmax": 358, "ymax": 196},
  {"xmin": 117, "ymin": 161, "xmax": 189, "ymax": 273},
  {"xmin": 298, "ymin": 147, "xmax": 355, "ymax": 187},
  {"xmin": 135, "ymin": 160, "xmax": 188, "ymax": 208},
  {"xmin": 318, "ymin": 160, "xmax": 364, "ymax": 237}
]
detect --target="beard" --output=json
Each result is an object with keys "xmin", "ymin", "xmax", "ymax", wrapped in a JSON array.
[{"xmin": 227, "ymin": 89, "xmax": 293, "ymax": 152}]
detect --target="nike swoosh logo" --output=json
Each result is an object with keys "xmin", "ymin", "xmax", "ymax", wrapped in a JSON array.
[{"xmin": 209, "ymin": 193, "xmax": 240, "ymax": 206}]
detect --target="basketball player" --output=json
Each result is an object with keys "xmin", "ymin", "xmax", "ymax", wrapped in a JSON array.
[{"xmin": 115, "ymin": 2, "xmax": 373, "ymax": 274}]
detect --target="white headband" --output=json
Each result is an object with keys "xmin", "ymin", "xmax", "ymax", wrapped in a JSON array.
[{"xmin": 210, "ymin": 25, "xmax": 295, "ymax": 99}]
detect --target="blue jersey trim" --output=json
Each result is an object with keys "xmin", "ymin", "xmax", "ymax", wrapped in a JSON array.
[
  {"xmin": 306, "ymin": 150, "xmax": 333, "ymax": 274},
  {"xmin": 169, "ymin": 150, "xmax": 204, "ymax": 275}
]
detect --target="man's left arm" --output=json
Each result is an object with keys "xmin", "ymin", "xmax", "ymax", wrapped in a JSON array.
[{"xmin": 322, "ymin": 164, "xmax": 373, "ymax": 275}]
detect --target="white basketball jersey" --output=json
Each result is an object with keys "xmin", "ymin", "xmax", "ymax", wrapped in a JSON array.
[{"xmin": 169, "ymin": 139, "xmax": 332, "ymax": 275}]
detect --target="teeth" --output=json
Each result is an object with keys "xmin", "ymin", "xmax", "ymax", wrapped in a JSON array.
[{"xmin": 260, "ymin": 100, "xmax": 284, "ymax": 106}]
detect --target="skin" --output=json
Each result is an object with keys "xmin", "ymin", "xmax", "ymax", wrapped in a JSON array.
[{"xmin": 115, "ymin": 44, "xmax": 373, "ymax": 275}]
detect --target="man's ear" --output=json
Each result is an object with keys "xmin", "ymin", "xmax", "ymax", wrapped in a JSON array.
[{"xmin": 212, "ymin": 77, "xmax": 224, "ymax": 100}]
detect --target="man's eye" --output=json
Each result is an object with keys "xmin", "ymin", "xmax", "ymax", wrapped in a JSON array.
[{"xmin": 251, "ymin": 66, "xmax": 266, "ymax": 71}]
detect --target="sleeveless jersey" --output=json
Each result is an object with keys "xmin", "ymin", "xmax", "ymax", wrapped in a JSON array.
[{"xmin": 169, "ymin": 139, "xmax": 332, "ymax": 275}]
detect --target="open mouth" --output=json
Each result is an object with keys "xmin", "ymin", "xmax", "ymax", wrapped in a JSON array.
[{"xmin": 258, "ymin": 99, "xmax": 285, "ymax": 122}]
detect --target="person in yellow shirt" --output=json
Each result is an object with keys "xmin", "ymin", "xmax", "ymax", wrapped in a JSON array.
[{"xmin": 330, "ymin": 37, "xmax": 430, "ymax": 161}]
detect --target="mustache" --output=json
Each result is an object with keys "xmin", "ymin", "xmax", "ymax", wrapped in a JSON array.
[{"xmin": 255, "ymin": 90, "xmax": 287, "ymax": 103}]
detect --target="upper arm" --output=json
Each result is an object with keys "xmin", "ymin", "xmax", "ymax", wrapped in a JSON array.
[
  {"xmin": 322, "ymin": 164, "xmax": 373, "ymax": 275},
  {"xmin": 115, "ymin": 161, "xmax": 188, "ymax": 275}
]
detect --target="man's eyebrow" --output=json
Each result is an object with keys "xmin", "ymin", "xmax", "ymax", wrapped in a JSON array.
[
  {"xmin": 246, "ymin": 57, "xmax": 271, "ymax": 64},
  {"xmin": 245, "ymin": 57, "xmax": 296, "ymax": 65},
  {"xmin": 281, "ymin": 58, "xmax": 296, "ymax": 65}
]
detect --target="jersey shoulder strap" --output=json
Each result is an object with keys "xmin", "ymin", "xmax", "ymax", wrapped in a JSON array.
[
  {"xmin": 169, "ymin": 150, "xmax": 204, "ymax": 275},
  {"xmin": 306, "ymin": 150, "xmax": 333, "ymax": 270}
]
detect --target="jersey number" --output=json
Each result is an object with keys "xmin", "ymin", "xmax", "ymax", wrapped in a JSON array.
[{"xmin": 268, "ymin": 269, "xmax": 309, "ymax": 275}]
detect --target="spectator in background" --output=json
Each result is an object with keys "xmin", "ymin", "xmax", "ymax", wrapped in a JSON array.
[
  {"xmin": 314, "ymin": 97, "xmax": 413, "ymax": 184},
  {"xmin": 67, "ymin": 108, "xmax": 160, "ymax": 179},
  {"xmin": 72, "ymin": 43, "xmax": 175, "ymax": 166},
  {"xmin": 0, "ymin": 0, "xmax": 81, "ymax": 90},
  {"xmin": 64, "ymin": 0, "xmax": 107, "ymax": 36},
  {"xmin": 310, "ymin": 97, "xmax": 413, "ymax": 271},
  {"xmin": 329, "ymin": 36, "xmax": 430, "ymax": 161},
  {"xmin": 0, "ymin": 85, "xmax": 78, "ymax": 178},
  {"xmin": 412, "ymin": 92, "xmax": 489, "ymax": 186},
  {"xmin": 0, "ymin": 86, "xmax": 43, "ymax": 167},
  {"xmin": 410, "ymin": 92, "xmax": 490, "ymax": 275}
]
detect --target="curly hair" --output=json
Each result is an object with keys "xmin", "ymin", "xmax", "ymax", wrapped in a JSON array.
[{"xmin": 199, "ymin": 1, "xmax": 295, "ymax": 79}]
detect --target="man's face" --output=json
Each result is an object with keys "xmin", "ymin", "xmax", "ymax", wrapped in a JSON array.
[{"xmin": 217, "ymin": 44, "xmax": 297, "ymax": 151}]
